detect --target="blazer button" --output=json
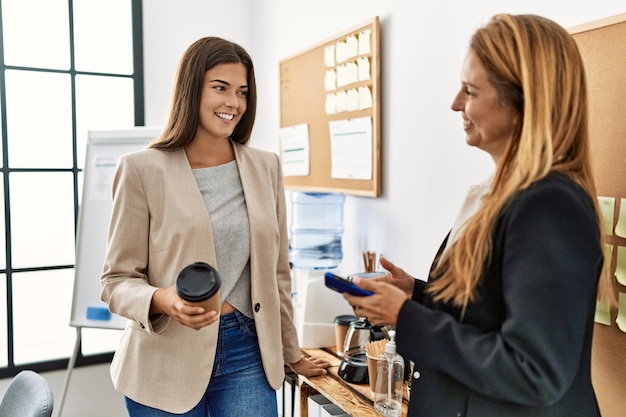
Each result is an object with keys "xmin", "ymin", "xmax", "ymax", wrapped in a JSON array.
[
  {"xmin": 413, "ymin": 371, "xmax": 421, "ymax": 379},
  {"xmin": 254, "ymin": 303, "xmax": 261, "ymax": 313},
  {"xmin": 139, "ymin": 323, "xmax": 145, "ymax": 329}
]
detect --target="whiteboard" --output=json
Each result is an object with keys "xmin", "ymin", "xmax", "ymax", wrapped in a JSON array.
[{"xmin": 70, "ymin": 127, "xmax": 161, "ymax": 329}]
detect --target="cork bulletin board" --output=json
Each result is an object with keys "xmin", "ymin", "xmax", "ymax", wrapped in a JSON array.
[
  {"xmin": 279, "ymin": 17, "xmax": 381, "ymax": 197},
  {"xmin": 570, "ymin": 13, "xmax": 626, "ymax": 417}
]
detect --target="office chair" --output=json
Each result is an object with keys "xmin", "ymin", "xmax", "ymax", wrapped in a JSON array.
[{"xmin": 0, "ymin": 370, "xmax": 54, "ymax": 417}]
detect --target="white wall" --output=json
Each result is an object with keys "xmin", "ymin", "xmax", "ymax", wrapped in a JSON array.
[
  {"xmin": 246, "ymin": 0, "xmax": 626, "ymax": 278},
  {"xmin": 144, "ymin": 0, "xmax": 626, "ymax": 278},
  {"xmin": 4, "ymin": 2, "xmax": 623, "ymax": 417}
]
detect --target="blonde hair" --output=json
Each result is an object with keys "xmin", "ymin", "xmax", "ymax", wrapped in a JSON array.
[{"xmin": 429, "ymin": 14, "xmax": 617, "ymax": 312}]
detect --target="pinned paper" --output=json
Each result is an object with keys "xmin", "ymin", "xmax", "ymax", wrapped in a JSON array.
[
  {"xmin": 616, "ymin": 293, "xmax": 626, "ymax": 333},
  {"xmin": 346, "ymin": 35, "xmax": 359, "ymax": 58},
  {"xmin": 335, "ymin": 40, "xmax": 348, "ymax": 63},
  {"xmin": 595, "ymin": 300, "xmax": 611, "ymax": 326},
  {"xmin": 89, "ymin": 154, "xmax": 118, "ymax": 202},
  {"xmin": 597, "ymin": 196, "xmax": 615, "ymax": 235},
  {"xmin": 358, "ymin": 29, "xmax": 371, "ymax": 55},
  {"xmin": 358, "ymin": 86, "xmax": 373, "ymax": 110},
  {"xmin": 616, "ymin": 246, "xmax": 626, "ymax": 286},
  {"xmin": 279, "ymin": 123, "xmax": 310, "ymax": 177},
  {"xmin": 329, "ymin": 117, "xmax": 373, "ymax": 180},
  {"xmin": 335, "ymin": 90, "xmax": 348, "ymax": 113},
  {"xmin": 346, "ymin": 61, "xmax": 359, "ymax": 85},
  {"xmin": 346, "ymin": 88, "xmax": 359, "ymax": 112},
  {"xmin": 615, "ymin": 198, "xmax": 626, "ymax": 238}
]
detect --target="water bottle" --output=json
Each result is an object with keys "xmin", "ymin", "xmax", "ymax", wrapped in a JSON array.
[
  {"xmin": 374, "ymin": 330, "xmax": 404, "ymax": 417},
  {"xmin": 289, "ymin": 192, "xmax": 345, "ymax": 269}
]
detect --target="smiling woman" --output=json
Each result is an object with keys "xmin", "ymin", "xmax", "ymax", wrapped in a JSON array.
[
  {"xmin": 343, "ymin": 13, "xmax": 617, "ymax": 417},
  {"xmin": 100, "ymin": 36, "xmax": 330, "ymax": 416},
  {"xmin": 451, "ymin": 49, "xmax": 520, "ymax": 165}
]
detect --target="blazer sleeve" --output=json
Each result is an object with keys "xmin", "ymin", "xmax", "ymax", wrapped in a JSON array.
[
  {"xmin": 396, "ymin": 179, "xmax": 602, "ymax": 406},
  {"xmin": 273, "ymin": 154, "xmax": 302, "ymax": 364},
  {"xmin": 100, "ymin": 153, "xmax": 168, "ymax": 334}
]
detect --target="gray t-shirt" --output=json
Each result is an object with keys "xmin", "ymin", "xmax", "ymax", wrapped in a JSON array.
[{"xmin": 192, "ymin": 160, "xmax": 252, "ymax": 317}]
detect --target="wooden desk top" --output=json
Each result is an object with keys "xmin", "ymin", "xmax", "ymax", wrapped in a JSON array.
[{"xmin": 300, "ymin": 347, "xmax": 408, "ymax": 417}]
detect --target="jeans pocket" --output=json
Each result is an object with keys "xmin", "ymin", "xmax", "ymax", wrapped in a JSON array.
[{"xmin": 236, "ymin": 311, "xmax": 257, "ymax": 338}]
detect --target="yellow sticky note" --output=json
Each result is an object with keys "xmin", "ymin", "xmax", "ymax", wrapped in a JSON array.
[
  {"xmin": 616, "ymin": 246, "xmax": 626, "ymax": 286},
  {"xmin": 595, "ymin": 300, "xmax": 611, "ymax": 326},
  {"xmin": 615, "ymin": 199, "xmax": 626, "ymax": 238},
  {"xmin": 615, "ymin": 293, "xmax": 626, "ymax": 333},
  {"xmin": 597, "ymin": 196, "xmax": 615, "ymax": 236}
]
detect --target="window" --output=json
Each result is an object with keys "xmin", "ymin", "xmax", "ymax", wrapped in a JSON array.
[{"xmin": 0, "ymin": 0, "xmax": 144, "ymax": 377}]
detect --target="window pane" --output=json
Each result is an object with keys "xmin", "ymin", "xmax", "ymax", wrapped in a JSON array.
[
  {"xmin": 73, "ymin": 0, "xmax": 134, "ymax": 74},
  {"xmin": 9, "ymin": 172, "xmax": 75, "ymax": 268},
  {"xmin": 5, "ymin": 70, "xmax": 73, "ymax": 168},
  {"xmin": 0, "ymin": 179, "xmax": 5, "ymax": 270},
  {"xmin": 0, "ymin": 275, "xmax": 7, "ymax": 367},
  {"xmin": 0, "ymin": 85, "xmax": 3, "ymax": 168},
  {"xmin": 75, "ymin": 74, "xmax": 135, "ymax": 168},
  {"xmin": 1, "ymin": 0, "xmax": 70, "ymax": 69},
  {"xmin": 81, "ymin": 328, "xmax": 122, "ymax": 355},
  {"xmin": 13, "ymin": 269, "xmax": 75, "ymax": 364}
]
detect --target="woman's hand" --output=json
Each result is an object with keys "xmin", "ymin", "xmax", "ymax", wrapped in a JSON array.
[
  {"xmin": 343, "ymin": 275, "xmax": 410, "ymax": 327},
  {"xmin": 378, "ymin": 256, "xmax": 416, "ymax": 297},
  {"xmin": 288, "ymin": 355, "xmax": 330, "ymax": 377},
  {"xmin": 151, "ymin": 287, "xmax": 219, "ymax": 330}
]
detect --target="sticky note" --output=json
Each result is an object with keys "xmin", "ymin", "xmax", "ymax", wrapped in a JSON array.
[
  {"xmin": 615, "ymin": 198, "xmax": 626, "ymax": 238},
  {"xmin": 616, "ymin": 293, "xmax": 626, "ymax": 333},
  {"xmin": 616, "ymin": 246, "xmax": 626, "ymax": 286},
  {"xmin": 87, "ymin": 306, "xmax": 112, "ymax": 321},
  {"xmin": 597, "ymin": 196, "xmax": 615, "ymax": 235},
  {"xmin": 358, "ymin": 29, "xmax": 371, "ymax": 55},
  {"xmin": 594, "ymin": 300, "xmax": 611, "ymax": 326},
  {"xmin": 346, "ymin": 35, "xmax": 359, "ymax": 58}
]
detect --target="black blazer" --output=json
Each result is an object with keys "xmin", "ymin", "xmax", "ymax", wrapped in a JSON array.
[{"xmin": 396, "ymin": 173, "xmax": 603, "ymax": 417}]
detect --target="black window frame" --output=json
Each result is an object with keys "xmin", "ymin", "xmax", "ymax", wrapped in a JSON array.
[{"xmin": 0, "ymin": 0, "xmax": 144, "ymax": 378}]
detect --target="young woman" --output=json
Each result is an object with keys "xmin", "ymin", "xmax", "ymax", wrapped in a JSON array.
[
  {"xmin": 101, "ymin": 37, "xmax": 328, "ymax": 417},
  {"xmin": 345, "ymin": 14, "xmax": 617, "ymax": 417}
]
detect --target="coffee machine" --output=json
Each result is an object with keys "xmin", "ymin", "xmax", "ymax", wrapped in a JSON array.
[{"xmin": 338, "ymin": 317, "xmax": 386, "ymax": 384}]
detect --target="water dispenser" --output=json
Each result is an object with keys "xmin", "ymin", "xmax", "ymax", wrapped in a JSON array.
[{"xmin": 289, "ymin": 192, "xmax": 345, "ymax": 270}]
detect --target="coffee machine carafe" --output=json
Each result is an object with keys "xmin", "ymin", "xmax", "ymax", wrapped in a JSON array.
[{"xmin": 338, "ymin": 317, "xmax": 385, "ymax": 384}]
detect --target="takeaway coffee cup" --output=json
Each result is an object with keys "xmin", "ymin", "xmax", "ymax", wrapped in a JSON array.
[
  {"xmin": 175, "ymin": 262, "xmax": 221, "ymax": 312},
  {"xmin": 334, "ymin": 314, "xmax": 357, "ymax": 356}
]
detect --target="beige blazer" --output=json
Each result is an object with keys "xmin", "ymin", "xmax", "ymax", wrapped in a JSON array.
[{"xmin": 101, "ymin": 143, "xmax": 301, "ymax": 413}]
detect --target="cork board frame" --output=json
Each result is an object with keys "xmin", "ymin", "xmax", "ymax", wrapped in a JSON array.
[
  {"xmin": 279, "ymin": 17, "xmax": 381, "ymax": 197},
  {"xmin": 569, "ymin": 13, "xmax": 626, "ymax": 417}
]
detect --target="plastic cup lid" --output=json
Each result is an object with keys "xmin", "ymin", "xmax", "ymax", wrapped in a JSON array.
[
  {"xmin": 175, "ymin": 262, "xmax": 221, "ymax": 302},
  {"xmin": 334, "ymin": 314, "xmax": 358, "ymax": 325}
]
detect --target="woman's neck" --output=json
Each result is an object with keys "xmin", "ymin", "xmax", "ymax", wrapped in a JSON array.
[{"xmin": 184, "ymin": 137, "xmax": 235, "ymax": 168}]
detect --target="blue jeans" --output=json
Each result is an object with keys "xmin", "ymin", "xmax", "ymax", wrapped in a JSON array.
[{"xmin": 125, "ymin": 310, "xmax": 278, "ymax": 417}]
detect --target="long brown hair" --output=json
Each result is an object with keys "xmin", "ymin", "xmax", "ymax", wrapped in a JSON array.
[
  {"xmin": 429, "ymin": 14, "xmax": 617, "ymax": 311},
  {"xmin": 149, "ymin": 37, "xmax": 257, "ymax": 150}
]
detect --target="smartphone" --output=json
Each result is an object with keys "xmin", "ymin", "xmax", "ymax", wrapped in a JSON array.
[{"xmin": 324, "ymin": 272, "xmax": 373, "ymax": 296}]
